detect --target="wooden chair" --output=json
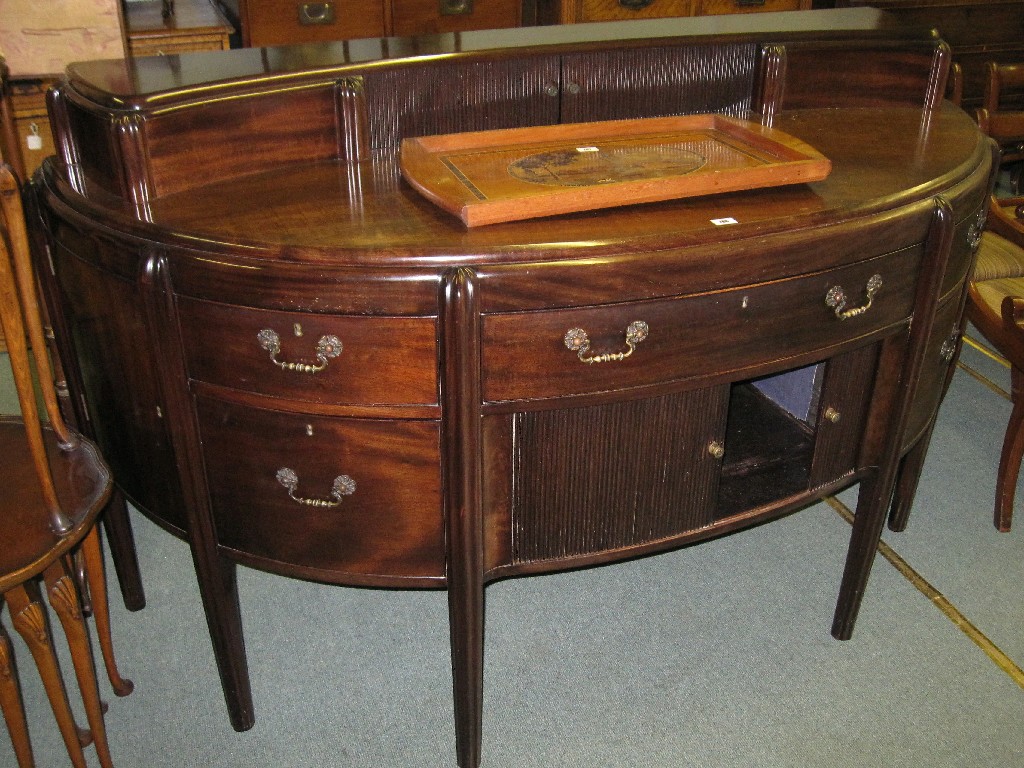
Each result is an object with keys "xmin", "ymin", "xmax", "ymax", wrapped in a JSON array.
[
  {"xmin": 0, "ymin": 162, "xmax": 131, "ymax": 767},
  {"xmin": 966, "ymin": 195, "xmax": 1024, "ymax": 531},
  {"xmin": 976, "ymin": 61, "xmax": 1024, "ymax": 194}
]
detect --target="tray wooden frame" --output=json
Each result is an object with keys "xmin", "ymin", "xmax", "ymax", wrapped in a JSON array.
[{"xmin": 399, "ymin": 114, "xmax": 832, "ymax": 227}]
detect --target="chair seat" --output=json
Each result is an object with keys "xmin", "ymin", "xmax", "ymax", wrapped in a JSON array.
[{"xmin": 0, "ymin": 417, "xmax": 111, "ymax": 593}]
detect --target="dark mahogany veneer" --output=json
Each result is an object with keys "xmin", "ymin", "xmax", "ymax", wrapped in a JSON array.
[{"xmin": 29, "ymin": 9, "xmax": 995, "ymax": 767}]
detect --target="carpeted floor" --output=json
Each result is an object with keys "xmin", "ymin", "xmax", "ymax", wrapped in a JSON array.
[{"xmin": 1, "ymin": 330, "xmax": 1022, "ymax": 767}]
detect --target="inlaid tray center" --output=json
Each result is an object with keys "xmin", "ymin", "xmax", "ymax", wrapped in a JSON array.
[{"xmin": 507, "ymin": 144, "xmax": 707, "ymax": 187}]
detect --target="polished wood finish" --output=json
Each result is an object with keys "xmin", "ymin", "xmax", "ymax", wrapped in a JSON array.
[
  {"xmin": 0, "ymin": 163, "xmax": 131, "ymax": 768},
  {"xmin": 31, "ymin": 12, "xmax": 992, "ymax": 767}
]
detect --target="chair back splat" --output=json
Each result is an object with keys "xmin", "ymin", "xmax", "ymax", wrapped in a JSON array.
[{"xmin": 0, "ymin": 166, "xmax": 76, "ymax": 532}]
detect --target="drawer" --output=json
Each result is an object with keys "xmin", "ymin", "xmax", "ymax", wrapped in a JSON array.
[
  {"xmin": 177, "ymin": 297, "xmax": 437, "ymax": 406},
  {"xmin": 577, "ymin": 0, "xmax": 694, "ymax": 23},
  {"xmin": 695, "ymin": 0, "xmax": 804, "ymax": 15},
  {"xmin": 391, "ymin": 0, "xmax": 522, "ymax": 35},
  {"xmin": 244, "ymin": 0, "xmax": 386, "ymax": 45},
  {"xmin": 902, "ymin": 290, "xmax": 963, "ymax": 450},
  {"xmin": 129, "ymin": 34, "xmax": 230, "ymax": 57},
  {"xmin": 482, "ymin": 246, "xmax": 923, "ymax": 403},
  {"xmin": 197, "ymin": 397, "xmax": 444, "ymax": 581}
]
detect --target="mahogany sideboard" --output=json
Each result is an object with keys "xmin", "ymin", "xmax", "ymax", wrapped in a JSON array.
[{"xmin": 28, "ymin": 10, "xmax": 994, "ymax": 767}]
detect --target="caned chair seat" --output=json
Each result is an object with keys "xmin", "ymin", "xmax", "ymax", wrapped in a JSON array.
[{"xmin": 966, "ymin": 199, "xmax": 1024, "ymax": 531}]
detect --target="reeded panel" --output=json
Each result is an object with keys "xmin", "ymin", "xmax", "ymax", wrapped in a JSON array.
[
  {"xmin": 560, "ymin": 43, "xmax": 758, "ymax": 123},
  {"xmin": 364, "ymin": 57, "xmax": 560, "ymax": 149},
  {"xmin": 511, "ymin": 387, "xmax": 729, "ymax": 564}
]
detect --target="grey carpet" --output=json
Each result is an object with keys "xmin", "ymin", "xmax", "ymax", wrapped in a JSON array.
[{"xmin": 1, "ymin": 334, "xmax": 1023, "ymax": 767}]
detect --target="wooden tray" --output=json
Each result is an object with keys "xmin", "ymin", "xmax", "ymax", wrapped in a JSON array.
[{"xmin": 400, "ymin": 114, "xmax": 831, "ymax": 227}]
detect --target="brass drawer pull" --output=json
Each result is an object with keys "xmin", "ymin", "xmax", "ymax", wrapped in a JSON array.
[
  {"xmin": 940, "ymin": 327, "xmax": 960, "ymax": 363},
  {"xmin": 276, "ymin": 468, "xmax": 355, "ymax": 508},
  {"xmin": 440, "ymin": 0, "xmax": 473, "ymax": 15},
  {"xmin": 564, "ymin": 320, "xmax": 649, "ymax": 364},
  {"xmin": 257, "ymin": 329, "xmax": 342, "ymax": 373},
  {"xmin": 825, "ymin": 274, "xmax": 882, "ymax": 320},
  {"xmin": 967, "ymin": 206, "xmax": 987, "ymax": 253},
  {"xmin": 298, "ymin": 2, "xmax": 335, "ymax": 25},
  {"xmin": 707, "ymin": 440, "xmax": 725, "ymax": 459}
]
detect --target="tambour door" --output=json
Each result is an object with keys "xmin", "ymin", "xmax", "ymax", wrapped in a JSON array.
[{"xmin": 509, "ymin": 385, "xmax": 730, "ymax": 565}]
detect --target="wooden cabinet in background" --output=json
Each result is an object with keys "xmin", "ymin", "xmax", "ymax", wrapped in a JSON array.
[
  {"xmin": 550, "ymin": 0, "xmax": 809, "ymax": 27},
  {"xmin": 126, "ymin": 0, "xmax": 235, "ymax": 56},
  {"xmin": 234, "ymin": 0, "xmax": 524, "ymax": 45},
  {"xmin": 2, "ymin": 78, "xmax": 57, "ymax": 184},
  {"xmin": 840, "ymin": 0, "xmax": 1024, "ymax": 109}
]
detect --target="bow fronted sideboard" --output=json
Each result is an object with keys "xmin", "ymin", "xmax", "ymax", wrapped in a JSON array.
[{"xmin": 29, "ymin": 9, "xmax": 995, "ymax": 766}]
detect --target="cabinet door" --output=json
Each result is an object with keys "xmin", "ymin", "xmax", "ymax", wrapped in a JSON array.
[
  {"xmin": 510, "ymin": 386, "xmax": 729, "ymax": 565},
  {"xmin": 559, "ymin": 42, "xmax": 758, "ymax": 123},
  {"xmin": 50, "ymin": 229, "xmax": 188, "ymax": 533},
  {"xmin": 808, "ymin": 343, "xmax": 881, "ymax": 489},
  {"xmin": 901, "ymin": 292, "xmax": 963, "ymax": 452}
]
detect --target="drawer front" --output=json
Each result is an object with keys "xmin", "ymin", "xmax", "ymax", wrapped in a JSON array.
[
  {"xmin": 482, "ymin": 246, "xmax": 922, "ymax": 403},
  {"xmin": 197, "ymin": 397, "xmax": 444, "ymax": 580},
  {"xmin": 177, "ymin": 297, "xmax": 437, "ymax": 406},
  {"xmin": 391, "ymin": 0, "xmax": 522, "ymax": 35},
  {"xmin": 129, "ymin": 34, "xmax": 230, "ymax": 57},
  {"xmin": 578, "ymin": 0, "xmax": 694, "ymax": 22},
  {"xmin": 244, "ymin": 0, "xmax": 386, "ymax": 45},
  {"xmin": 696, "ymin": 0, "xmax": 803, "ymax": 15}
]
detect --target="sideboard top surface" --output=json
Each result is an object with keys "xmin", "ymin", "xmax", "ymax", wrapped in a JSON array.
[
  {"xmin": 49, "ymin": 105, "xmax": 985, "ymax": 259},
  {"xmin": 64, "ymin": 8, "xmax": 913, "ymax": 108}
]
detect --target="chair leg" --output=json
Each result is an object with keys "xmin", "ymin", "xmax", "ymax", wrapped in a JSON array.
[
  {"xmin": 5, "ymin": 581, "xmax": 91, "ymax": 768},
  {"xmin": 995, "ymin": 366, "xmax": 1024, "ymax": 531},
  {"xmin": 0, "ymin": 603, "xmax": 35, "ymax": 768},
  {"xmin": 44, "ymin": 559, "xmax": 116, "ymax": 768},
  {"xmin": 79, "ymin": 527, "xmax": 133, "ymax": 696}
]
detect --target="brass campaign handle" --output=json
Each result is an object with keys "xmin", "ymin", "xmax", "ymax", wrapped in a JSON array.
[
  {"xmin": 825, "ymin": 274, "xmax": 882, "ymax": 321},
  {"xmin": 276, "ymin": 468, "xmax": 355, "ymax": 508},
  {"xmin": 257, "ymin": 329, "xmax": 342, "ymax": 373},
  {"xmin": 564, "ymin": 320, "xmax": 649, "ymax": 364}
]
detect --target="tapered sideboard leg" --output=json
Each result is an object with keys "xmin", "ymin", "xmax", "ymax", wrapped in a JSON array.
[
  {"xmin": 832, "ymin": 474, "xmax": 888, "ymax": 640},
  {"xmin": 449, "ymin": 582, "xmax": 484, "ymax": 768},
  {"xmin": 193, "ymin": 554, "xmax": 254, "ymax": 732},
  {"xmin": 442, "ymin": 267, "xmax": 485, "ymax": 767},
  {"xmin": 101, "ymin": 488, "xmax": 146, "ymax": 611}
]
